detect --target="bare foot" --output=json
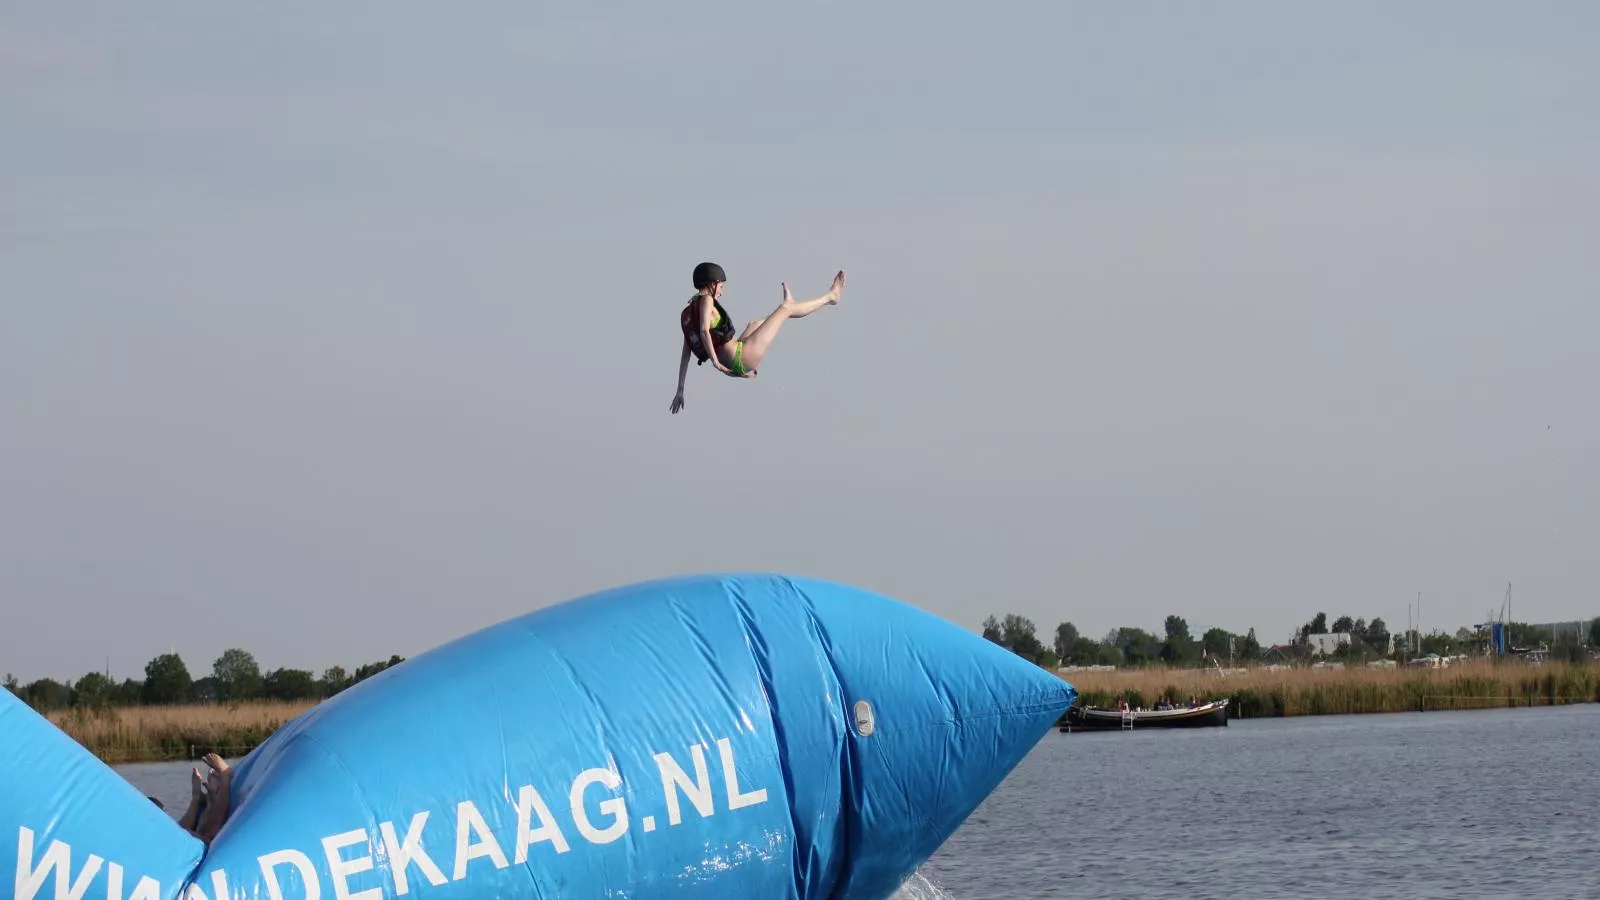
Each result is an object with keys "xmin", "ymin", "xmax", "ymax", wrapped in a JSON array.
[
  {"xmin": 827, "ymin": 270, "xmax": 845, "ymax": 304},
  {"xmin": 780, "ymin": 281, "xmax": 797, "ymax": 311}
]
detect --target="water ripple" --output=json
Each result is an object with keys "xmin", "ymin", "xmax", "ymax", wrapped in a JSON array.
[{"xmin": 906, "ymin": 704, "xmax": 1600, "ymax": 900}]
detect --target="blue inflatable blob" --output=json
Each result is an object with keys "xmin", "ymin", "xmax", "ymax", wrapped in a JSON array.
[
  {"xmin": 4, "ymin": 573, "xmax": 1075, "ymax": 899},
  {"xmin": 2, "ymin": 689, "xmax": 205, "ymax": 899}
]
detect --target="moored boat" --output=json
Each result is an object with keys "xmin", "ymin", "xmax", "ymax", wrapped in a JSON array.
[{"xmin": 1057, "ymin": 698, "xmax": 1230, "ymax": 732}]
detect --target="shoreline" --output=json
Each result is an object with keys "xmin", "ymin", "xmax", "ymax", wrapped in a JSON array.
[
  {"xmin": 1056, "ymin": 658, "xmax": 1599, "ymax": 719},
  {"xmin": 38, "ymin": 661, "xmax": 1600, "ymax": 765}
]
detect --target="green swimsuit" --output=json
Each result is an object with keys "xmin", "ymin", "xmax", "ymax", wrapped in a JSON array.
[{"xmin": 707, "ymin": 310, "xmax": 749, "ymax": 376}]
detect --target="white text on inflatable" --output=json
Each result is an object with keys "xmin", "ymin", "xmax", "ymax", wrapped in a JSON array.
[
  {"xmin": 218, "ymin": 736, "xmax": 772, "ymax": 899},
  {"xmin": 14, "ymin": 827, "xmax": 162, "ymax": 900},
  {"xmin": 12, "ymin": 735, "xmax": 773, "ymax": 900}
]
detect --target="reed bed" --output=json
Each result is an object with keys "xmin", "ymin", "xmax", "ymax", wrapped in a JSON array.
[
  {"xmin": 38, "ymin": 660, "xmax": 1600, "ymax": 763},
  {"xmin": 49, "ymin": 700, "xmax": 320, "ymax": 764},
  {"xmin": 1057, "ymin": 658, "xmax": 1600, "ymax": 718}
]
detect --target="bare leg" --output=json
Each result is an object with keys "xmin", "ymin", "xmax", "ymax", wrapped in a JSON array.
[
  {"xmin": 791, "ymin": 270, "xmax": 844, "ymax": 318},
  {"xmin": 779, "ymin": 296, "xmax": 831, "ymax": 320},
  {"xmin": 736, "ymin": 272, "xmax": 845, "ymax": 371},
  {"xmin": 738, "ymin": 271, "xmax": 844, "ymax": 339}
]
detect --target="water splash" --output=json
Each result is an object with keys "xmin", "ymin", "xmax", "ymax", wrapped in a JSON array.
[{"xmin": 893, "ymin": 869, "xmax": 957, "ymax": 900}]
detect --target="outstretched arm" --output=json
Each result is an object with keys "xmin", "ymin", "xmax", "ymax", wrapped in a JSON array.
[{"xmin": 671, "ymin": 338, "xmax": 690, "ymax": 413}]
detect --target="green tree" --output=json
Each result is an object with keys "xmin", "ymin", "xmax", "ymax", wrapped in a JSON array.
[
  {"xmin": 1418, "ymin": 631, "xmax": 1459, "ymax": 657},
  {"xmin": 1366, "ymin": 618, "xmax": 1391, "ymax": 655},
  {"xmin": 263, "ymin": 668, "xmax": 318, "ymax": 701},
  {"xmin": 1348, "ymin": 618, "xmax": 1375, "ymax": 655},
  {"xmin": 1163, "ymin": 616, "xmax": 1192, "ymax": 643},
  {"xmin": 3, "ymin": 673, "xmax": 19, "ymax": 695},
  {"xmin": 1159, "ymin": 618, "xmax": 1200, "ymax": 664},
  {"xmin": 981, "ymin": 616, "xmax": 1003, "ymax": 644},
  {"xmin": 1069, "ymin": 636, "xmax": 1101, "ymax": 665},
  {"xmin": 1297, "ymin": 613, "xmax": 1329, "ymax": 644},
  {"xmin": 71, "ymin": 672, "xmax": 115, "ymax": 708},
  {"xmin": 1053, "ymin": 622, "xmax": 1080, "ymax": 663},
  {"xmin": 998, "ymin": 615, "xmax": 1050, "ymax": 665},
  {"xmin": 1332, "ymin": 616, "xmax": 1354, "ymax": 634},
  {"xmin": 1000, "ymin": 615, "xmax": 1036, "ymax": 649},
  {"xmin": 213, "ymin": 648, "xmax": 263, "ymax": 702},
  {"xmin": 24, "ymin": 678, "xmax": 72, "ymax": 711},
  {"xmin": 1240, "ymin": 628, "xmax": 1262, "ymax": 661},
  {"xmin": 1589, "ymin": 618, "xmax": 1599, "ymax": 647},
  {"xmin": 192, "ymin": 676, "xmax": 221, "ymax": 702},
  {"xmin": 1108, "ymin": 627, "xmax": 1160, "ymax": 665},
  {"xmin": 1550, "ymin": 635, "xmax": 1586, "ymax": 663},
  {"xmin": 973, "ymin": 614, "xmax": 1058, "ymax": 666},
  {"xmin": 320, "ymin": 666, "xmax": 350, "ymax": 697},
  {"xmin": 1506, "ymin": 622, "xmax": 1553, "ymax": 649},
  {"xmin": 142, "ymin": 653, "xmax": 193, "ymax": 705},
  {"xmin": 1158, "ymin": 640, "xmax": 1184, "ymax": 664},
  {"xmin": 353, "ymin": 655, "xmax": 406, "ymax": 684},
  {"xmin": 1201, "ymin": 627, "xmax": 1233, "ymax": 662},
  {"xmin": 115, "ymin": 678, "xmax": 144, "ymax": 705}
]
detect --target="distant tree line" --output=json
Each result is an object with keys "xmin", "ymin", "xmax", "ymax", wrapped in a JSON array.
[
  {"xmin": 981, "ymin": 612, "xmax": 1600, "ymax": 669},
  {"xmin": 982, "ymin": 613, "xmax": 1265, "ymax": 669},
  {"xmin": 2, "ymin": 648, "xmax": 406, "ymax": 713}
]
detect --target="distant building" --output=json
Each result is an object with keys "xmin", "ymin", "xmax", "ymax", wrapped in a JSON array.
[
  {"xmin": 1306, "ymin": 633, "xmax": 1351, "ymax": 657},
  {"xmin": 1261, "ymin": 645, "xmax": 1298, "ymax": 666}
]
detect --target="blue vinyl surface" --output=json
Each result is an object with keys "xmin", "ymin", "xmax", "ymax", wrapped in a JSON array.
[{"xmin": 3, "ymin": 573, "xmax": 1075, "ymax": 899}]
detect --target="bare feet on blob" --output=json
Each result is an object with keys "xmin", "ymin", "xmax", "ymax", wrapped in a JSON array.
[{"xmin": 827, "ymin": 270, "xmax": 846, "ymax": 304}]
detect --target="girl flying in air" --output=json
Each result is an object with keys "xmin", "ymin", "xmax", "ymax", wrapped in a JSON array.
[{"xmin": 670, "ymin": 262, "xmax": 845, "ymax": 414}]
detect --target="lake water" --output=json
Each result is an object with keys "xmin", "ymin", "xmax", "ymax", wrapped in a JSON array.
[{"xmin": 117, "ymin": 705, "xmax": 1599, "ymax": 899}]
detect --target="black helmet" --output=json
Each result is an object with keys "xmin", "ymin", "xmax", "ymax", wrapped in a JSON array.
[{"xmin": 692, "ymin": 262, "xmax": 726, "ymax": 290}]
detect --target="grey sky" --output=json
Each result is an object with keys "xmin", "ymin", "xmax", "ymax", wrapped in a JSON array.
[{"xmin": 4, "ymin": 3, "xmax": 1597, "ymax": 684}]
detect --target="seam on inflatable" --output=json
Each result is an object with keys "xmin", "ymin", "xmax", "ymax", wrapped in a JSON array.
[
  {"xmin": 517, "ymin": 622, "xmax": 614, "ymax": 749},
  {"xmin": 487, "ymin": 676, "xmax": 556, "ymax": 898},
  {"xmin": 799, "ymin": 587, "xmax": 860, "ymax": 900},
  {"xmin": 298, "ymin": 730, "xmax": 389, "ymax": 895},
  {"xmin": 666, "ymin": 588, "xmax": 740, "ymax": 724},
  {"xmin": 513, "ymin": 620, "xmax": 638, "ymax": 896},
  {"xmin": 907, "ymin": 648, "xmax": 958, "ymax": 817},
  {"xmin": 876, "ymin": 699, "xmax": 1070, "ymax": 736},
  {"xmin": 730, "ymin": 576, "xmax": 805, "ymax": 900},
  {"xmin": 915, "ymin": 643, "xmax": 947, "ymax": 819},
  {"xmin": 789, "ymin": 578, "xmax": 852, "ymax": 900}
]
